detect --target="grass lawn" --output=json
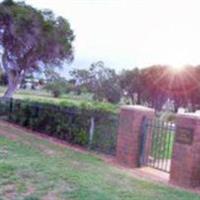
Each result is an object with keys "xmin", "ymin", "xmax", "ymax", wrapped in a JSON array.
[
  {"xmin": 0, "ymin": 86, "xmax": 119, "ymax": 113},
  {"xmin": 0, "ymin": 121, "xmax": 199, "ymax": 200}
]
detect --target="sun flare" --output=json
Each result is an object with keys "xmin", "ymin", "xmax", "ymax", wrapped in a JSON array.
[{"xmin": 170, "ymin": 65, "xmax": 185, "ymax": 74}]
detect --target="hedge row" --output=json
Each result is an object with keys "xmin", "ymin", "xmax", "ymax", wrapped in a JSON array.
[{"xmin": 0, "ymin": 98, "xmax": 119, "ymax": 155}]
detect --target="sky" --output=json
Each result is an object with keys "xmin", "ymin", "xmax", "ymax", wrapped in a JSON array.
[{"xmin": 14, "ymin": 0, "xmax": 200, "ymax": 72}]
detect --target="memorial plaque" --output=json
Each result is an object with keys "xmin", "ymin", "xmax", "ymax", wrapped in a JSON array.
[{"xmin": 176, "ymin": 128, "xmax": 193, "ymax": 145}]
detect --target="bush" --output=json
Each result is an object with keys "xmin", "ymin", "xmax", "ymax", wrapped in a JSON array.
[
  {"xmin": 45, "ymin": 78, "xmax": 67, "ymax": 98},
  {"xmin": 0, "ymin": 98, "xmax": 119, "ymax": 155}
]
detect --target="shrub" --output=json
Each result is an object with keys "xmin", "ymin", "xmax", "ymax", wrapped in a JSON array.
[
  {"xmin": 45, "ymin": 78, "xmax": 67, "ymax": 98},
  {"xmin": 0, "ymin": 98, "xmax": 119, "ymax": 155}
]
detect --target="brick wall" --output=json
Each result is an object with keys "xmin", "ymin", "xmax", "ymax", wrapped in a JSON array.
[
  {"xmin": 116, "ymin": 105, "xmax": 155, "ymax": 168},
  {"xmin": 117, "ymin": 106, "xmax": 200, "ymax": 188},
  {"xmin": 170, "ymin": 114, "xmax": 200, "ymax": 188}
]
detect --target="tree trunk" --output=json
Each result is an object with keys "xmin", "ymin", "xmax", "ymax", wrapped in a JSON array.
[
  {"xmin": 1, "ymin": 51, "xmax": 24, "ymax": 98},
  {"xmin": 3, "ymin": 70, "xmax": 24, "ymax": 98},
  {"xmin": 3, "ymin": 82, "xmax": 18, "ymax": 98},
  {"xmin": 130, "ymin": 93, "xmax": 134, "ymax": 104},
  {"xmin": 137, "ymin": 92, "xmax": 141, "ymax": 105}
]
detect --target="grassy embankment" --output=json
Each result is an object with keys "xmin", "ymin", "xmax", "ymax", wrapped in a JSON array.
[{"xmin": 0, "ymin": 121, "xmax": 199, "ymax": 200}]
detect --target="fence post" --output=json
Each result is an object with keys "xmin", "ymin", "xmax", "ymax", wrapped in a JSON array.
[
  {"xmin": 116, "ymin": 105, "xmax": 155, "ymax": 168},
  {"xmin": 88, "ymin": 117, "xmax": 95, "ymax": 148}
]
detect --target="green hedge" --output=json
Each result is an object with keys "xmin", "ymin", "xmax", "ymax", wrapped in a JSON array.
[{"xmin": 0, "ymin": 98, "xmax": 119, "ymax": 155}]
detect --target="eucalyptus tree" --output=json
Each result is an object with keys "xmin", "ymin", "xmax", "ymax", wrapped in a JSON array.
[
  {"xmin": 119, "ymin": 68, "xmax": 142, "ymax": 104},
  {"xmin": 70, "ymin": 61, "xmax": 122, "ymax": 103},
  {"xmin": 0, "ymin": 0, "xmax": 74, "ymax": 97}
]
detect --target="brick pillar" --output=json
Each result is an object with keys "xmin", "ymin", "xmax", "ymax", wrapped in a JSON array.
[
  {"xmin": 170, "ymin": 114, "xmax": 200, "ymax": 188},
  {"xmin": 116, "ymin": 105, "xmax": 155, "ymax": 168}
]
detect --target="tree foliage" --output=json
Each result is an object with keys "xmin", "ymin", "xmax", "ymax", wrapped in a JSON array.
[
  {"xmin": 119, "ymin": 65, "xmax": 200, "ymax": 111},
  {"xmin": 70, "ymin": 61, "xmax": 121, "ymax": 103},
  {"xmin": 120, "ymin": 68, "xmax": 143, "ymax": 104},
  {"xmin": 45, "ymin": 77, "xmax": 67, "ymax": 98},
  {"xmin": 0, "ymin": 0, "xmax": 74, "ymax": 97}
]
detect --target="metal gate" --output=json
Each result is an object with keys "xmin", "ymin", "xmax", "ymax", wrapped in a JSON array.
[{"xmin": 140, "ymin": 117, "xmax": 176, "ymax": 173}]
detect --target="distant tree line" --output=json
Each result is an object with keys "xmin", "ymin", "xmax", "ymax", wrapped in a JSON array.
[
  {"xmin": 68, "ymin": 64, "xmax": 200, "ymax": 111},
  {"xmin": 69, "ymin": 61, "xmax": 121, "ymax": 103},
  {"xmin": 2, "ymin": 55, "xmax": 200, "ymax": 111}
]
